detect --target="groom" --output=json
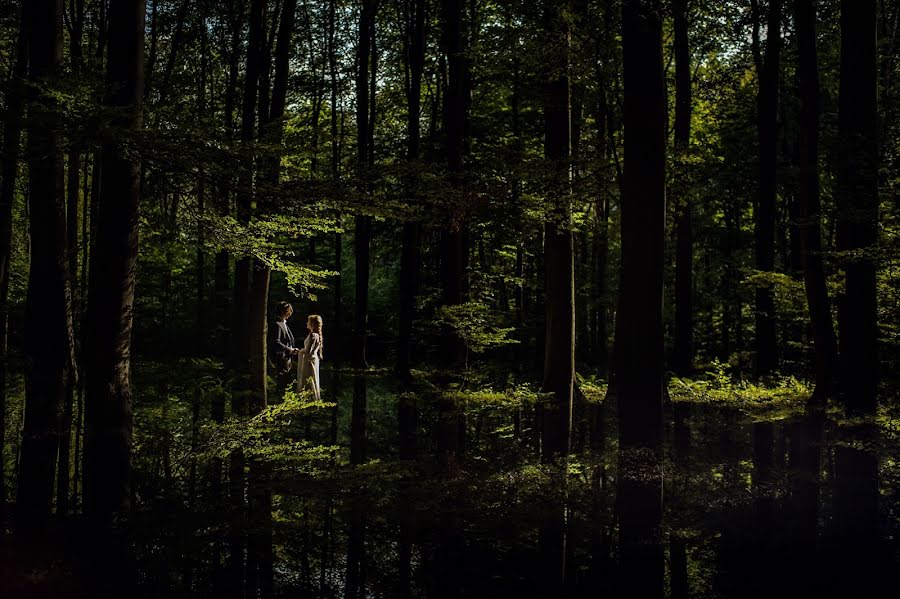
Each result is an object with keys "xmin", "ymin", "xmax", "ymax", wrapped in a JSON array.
[{"xmin": 270, "ymin": 301, "xmax": 299, "ymax": 391}]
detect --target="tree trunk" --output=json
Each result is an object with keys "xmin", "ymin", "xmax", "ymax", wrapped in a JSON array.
[
  {"xmin": 17, "ymin": 0, "xmax": 75, "ymax": 530},
  {"xmin": 836, "ymin": 0, "xmax": 879, "ymax": 411},
  {"xmin": 396, "ymin": 0, "xmax": 426, "ymax": 381},
  {"xmin": 353, "ymin": 0, "xmax": 376, "ymax": 370},
  {"xmin": 753, "ymin": 0, "xmax": 781, "ymax": 376},
  {"xmin": 672, "ymin": 0, "xmax": 693, "ymax": 375},
  {"xmin": 233, "ymin": 0, "xmax": 265, "ymax": 414},
  {"xmin": 328, "ymin": 0, "xmax": 343, "ymax": 368},
  {"xmin": 540, "ymin": 0, "xmax": 574, "ymax": 461},
  {"xmin": 614, "ymin": 0, "xmax": 666, "ymax": 450},
  {"xmin": 794, "ymin": 0, "xmax": 838, "ymax": 400},
  {"xmin": 0, "ymin": 2, "xmax": 27, "ymax": 524},
  {"xmin": 439, "ymin": 0, "xmax": 469, "ymax": 366},
  {"xmin": 250, "ymin": 0, "xmax": 297, "ymax": 414},
  {"xmin": 82, "ymin": 0, "xmax": 145, "ymax": 522}
]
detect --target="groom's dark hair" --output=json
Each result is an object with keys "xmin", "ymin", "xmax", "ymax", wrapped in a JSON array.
[{"xmin": 276, "ymin": 301, "xmax": 293, "ymax": 317}]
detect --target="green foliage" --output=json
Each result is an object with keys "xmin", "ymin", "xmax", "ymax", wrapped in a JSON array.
[
  {"xmin": 201, "ymin": 389, "xmax": 338, "ymax": 472},
  {"xmin": 432, "ymin": 301, "xmax": 519, "ymax": 355},
  {"xmin": 670, "ymin": 359, "xmax": 812, "ymax": 419}
]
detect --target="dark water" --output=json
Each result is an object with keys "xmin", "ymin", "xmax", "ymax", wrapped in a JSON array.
[{"xmin": 2, "ymin": 368, "xmax": 898, "ymax": 598}]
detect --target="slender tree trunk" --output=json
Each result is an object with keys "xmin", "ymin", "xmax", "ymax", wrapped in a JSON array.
[
  {"xmin": 753, "ymin": 0, "xmax": 781, "ymax": 375},
  {"xmin": 57, "ymin": 0, "xmax": 87, "ymax": 519},
  {"xmin": 17, "ymin": 0, "xmax": 76, "ymax": 530},
  {"xmin": 214, "ymin": 0, "xmax": 244, "ymax": 369},
  {"xmin": 233, "ymin": 0, "xmax": 265, "ymax": 409},
  {"xmin": 439, "ymin": 0, "xmax": 469, "ymax": 366},
  {"xmin": 195, "ymin": 12, "xmax": 209, "ymax": 354},
  {"xmin": 541, "ymin": 0, "xmax": 574, "ymax": 461},
  {"xmin": 795, "ymin": 0, "xmax": 838, "ymax": 400},
  {"xmin": 836, "ymin": 0, "xmax": 879, "ymax": 411},
  {"xmin": 672, "ymin": 0, "xmax": 693, "ymax": 375},
  {"xmin": 82, "ymin": 0, "xmax": 145, "ymax": 522},
  {"xmin": 614, "ymin": 0, "xmax": 666, "ymax": 449},
  {"xmin": 328, "ymin": 0, "xmax": 343, "ymax": 368},
  {"xmin": 353, "ymin": 0, "xmax": 376, "ymax": 370},
  {"xmin": 396, "ymin": 0, "xmax": 426, "ymax": 381},
  {"xmin": 0, "ymin": 3, "xmax": 27, "ymax": 524}
]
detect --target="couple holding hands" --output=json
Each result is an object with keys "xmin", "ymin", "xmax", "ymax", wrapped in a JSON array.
[{"xmin": 271, "ymin": 301, "xmax": 323, "ymax": 401}]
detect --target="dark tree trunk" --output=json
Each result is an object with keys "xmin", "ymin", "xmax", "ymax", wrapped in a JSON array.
[
  {"xmin": 0, "ymin": 3, "xmax": 27, "ymax": 523},
  {"xmin": 328, "ymin": 0, "xmax": 343, "ymax": 367},
  {"xmin": 82, "ymin": 0, "xmax": 145, "ymax": 522},
  {"xmin": 247, "ymin": 0, "xmax": 280, "ymax": 412},
  {"xmin": 753, "ymin": 0, "xmax": 781, "ymax": 375},
  {"xmin": 353, "ymin": 0, "xmax": 376, "ymax": 370},
  {"xmin": 836, "ymin": 0, "xmax": 879, "ymax": 411},
  {"xmin": 794, "ymin": 0, "xmax": 838, "ymax": 400},
  {"xmin": 672, "ymin": 0, "xmax": 693, "ymax": 375},
  {"xmin": 195, "ymin": 13, "xmax": 209, "ymax": 354},
  {"xmin": 214, "ymin": 0, "xmax": 244, "ymax": 368},
  {"xmin": 57, "ymin": 0, "xmax": 87, "ymax": 520},
  {"xmin": 614, "ymin": 0, "xmax": 666, "ymax": 450},
  {"xmin": 17, "ymin": 0, "xmax": 75, "ymax": 530},
  {"xmin": 396, "ymin": 0, "xmax": 426, "ymax": 381},
  {"xmin": 540, "ymin": 0, "xmax": 574, "ymax": 462},
  {"xmin": 233, "ymin": 0, "xmax": 265, "ymax": 416},
  {"xmin": 439, "ymin": 0, "xmax": 469, "ymax": 366}
]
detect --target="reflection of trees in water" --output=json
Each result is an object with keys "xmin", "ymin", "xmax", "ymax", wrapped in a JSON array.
[{"xmin": 46, "ymin": 378, "xmax": 893, "ymax": 598}]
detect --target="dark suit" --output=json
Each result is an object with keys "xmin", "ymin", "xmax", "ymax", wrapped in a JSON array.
[{"xmin": 270, "ymin": 320, "xmax": 296, "ymax": 373}]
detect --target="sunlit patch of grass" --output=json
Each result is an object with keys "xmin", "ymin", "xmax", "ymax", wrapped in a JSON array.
[
  {"xmin": 669, "ymin": 360, "xmax": 811, "ymax": 419},
  {"xmin": 577, "ymin": 373, "xmax": 608, "ymax": 404}
]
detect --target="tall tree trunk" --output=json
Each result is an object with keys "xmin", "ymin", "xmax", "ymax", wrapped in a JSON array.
[
  {"xmin": 396, "ymin": 0, "xmax": 426, "ymax": 381},
  {"xmin": 614, "ymin": 0, "xmax": 666, "ymax": 450},
  {"xmin": 795, "ymin": 0, "xmax": 838, "ymax": 400},
  {"xmin": 214, "ymin": 0, "xmax": 245, "ymax": 371},
  {"xmin": 196, "ymin": 10, "xmax": 209, "ymax": 354},
  {"xmin": 753, "ymin": 0, "xmax": 781, "ymax": 375},
  {"xmin": 57, "ymin": 0, "xmax": 87, "ymax": 520},
  {"xmin": 353, "ymin": 0, "xmax": 376, "ymax": 370},
  {"xmin": 439, "ymin": 0, "xmax": 469, "ymax": 366},
  {"xmin": 540, "ymin": 0, "xmax": 574, "ymax": 461},
  {"xmin": 0, "ymin": 2, "xmax": 27, "ymax": 524},
  {"xmin": 672, "ymin": 0, "xmax": 693, "ymax": 375},
  {"xmin": 328, "ymin": 0, "xmax": 343, "ymax": 367},
  {"xmin": 82, "ymin": 0, "xmax": 145, "ymax": 522},
  {"xmin": 233, "ymin": 0, "xmax": 265, "ymax": 410},
  {"xmin": 836, "ymin": 0, "xmax": 879, "ymax": 411},
  {"xmin": 17, "ymin": 0, "xmax": 75, "ymax": 530}
]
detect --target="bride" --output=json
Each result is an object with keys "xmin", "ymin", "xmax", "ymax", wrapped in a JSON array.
[{"xmin": 297, "ymin": 314, "xmax": 324, "ymax": 401}]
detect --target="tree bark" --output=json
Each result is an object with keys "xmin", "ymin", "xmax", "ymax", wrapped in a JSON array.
[
  {"xmin": 82, "ymin": 0, "xmax": 145, "ymax": 522},
  {"xmin": 614, "ymin": 0, "xmax": 666, "ymax": 449},
  {"xmin": 353, "ymin": 0, "xmax": 376, "ymax": 370},
  {"xmin": 233, "ymin": 0, "xmax": 265, "ymax": 413},
  {"xmin": 439, "ymin": 0, "xmax": 469, "ymax": 366},
  {"xmin": 672, "ymin": 0, "xmax": 693, "ymax": 375},
  {"xmin": 836, "ymin": 0, "xmax": 879, "ymax": 411},
  {"xmin": 396, "ymin": 0, "xmax": 426, "ymax": 381},
  {"xmin": 794, "ymin": 0, "xmax": 838, "ymax": 399},
  {"xmin": 16, "ymin": 0, "xmax": 76, "ymax": 530},
  {"xmin": 753, "ymin": 0, "xmax": 781, "ymax": 375},
  {"xmin": 540, "ymin": 0, "xmax": 574, "ymax": 461},
  {"xmin": 0, "ymin": 2, "xmax": 27, "ymax": 524}
]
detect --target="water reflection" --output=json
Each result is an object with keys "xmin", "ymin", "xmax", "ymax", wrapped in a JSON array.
[{"xmin": 3, "ymin": 380, "xmax": 895, "ymax": 598}]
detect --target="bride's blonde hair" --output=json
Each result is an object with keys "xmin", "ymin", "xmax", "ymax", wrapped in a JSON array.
[{"xmin": 307, "ymin": 314, "xmax": 324, "ymax": 358}]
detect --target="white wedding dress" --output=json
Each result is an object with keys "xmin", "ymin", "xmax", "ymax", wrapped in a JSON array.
[{"xmin": 297, "ymin": 332, "xmax": 322, "ymax": 401}]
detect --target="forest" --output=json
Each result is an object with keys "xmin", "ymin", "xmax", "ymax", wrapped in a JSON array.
[{"xmin": 0, "ymin": 0, "xmax": 898, "ymax": 596}]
